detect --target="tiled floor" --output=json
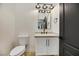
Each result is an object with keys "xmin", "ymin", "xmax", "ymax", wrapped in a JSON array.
[{"xmin": 23, "ymin": 51, "xmax": 35, "ymax": 56}]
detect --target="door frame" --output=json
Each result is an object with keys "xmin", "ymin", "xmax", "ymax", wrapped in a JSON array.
[{"xmin": 59, "ymin": 3, "xmax": 65, "ymax": 56}]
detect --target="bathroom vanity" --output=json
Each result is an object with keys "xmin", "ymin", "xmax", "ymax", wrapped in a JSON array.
[
  {"xmin": 35, "ymin": 33, "xmax": 59, "ymax": 56},
  {"xmin": 34, "ymin": 3, "xmax": 59, "ymax": 56}
]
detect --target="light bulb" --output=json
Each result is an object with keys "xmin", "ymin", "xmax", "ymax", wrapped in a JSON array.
[
  {"xmin": 35, "ymin": 3, "xmax": 41, "ymax": 9},
  {"xmin": 42, "ymin": 10, "xmax": 45, "ymax": 13},
  {"xmin": 49, "ymin": 4, "xmax": 54, "ymax": 9},
  {"xmin": 42, "ymin": 4, "xmax": 47, "ymax": 9},
  {"xmin": 47, "ymin": 10, "xmax": 51, "ymax": 13}
]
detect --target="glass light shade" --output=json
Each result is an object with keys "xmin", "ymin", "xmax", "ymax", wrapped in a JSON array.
[
  {"xmin": 49, "ymin": 4, "xmax": 54, "ymax": 9},
  {"xmin": 41, "ymin": 10, "xmax": 45, "ymax": 13},
  {"xmin": 47, "ymin": 10, "xmax": 51, "ymax": 13},
  {"xmin": 39, "ymin": 10, "xmax": 42, "ymax": 13},
  {"xmin": 35, "ymin": 4, "xmax": 41, "ymax": 9},
  {"xmin": 42, "ymin": 4, "xmax": 47, "ymax": 9}
]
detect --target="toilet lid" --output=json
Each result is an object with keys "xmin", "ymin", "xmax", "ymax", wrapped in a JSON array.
[{"xmin": 10, "ymin": 46, "xmax": 25, "ymax": 56}]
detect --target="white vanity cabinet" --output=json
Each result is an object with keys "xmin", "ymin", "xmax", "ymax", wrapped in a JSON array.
[
  {"xmin": 47, "ymin": 37, "xmax": 59, "ymax": 55},
  {"xmin": 35, "ymin": 38, "xmax": 47, "ymax": 55},
  {"xmin": 35, "ymin": 36, "xmax": 59, "ymax": 56}
]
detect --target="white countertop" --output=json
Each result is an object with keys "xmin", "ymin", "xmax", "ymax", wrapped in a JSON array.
[{"xmin": 34, "ymin": 32, "xmax": 59, "ymax": 37}]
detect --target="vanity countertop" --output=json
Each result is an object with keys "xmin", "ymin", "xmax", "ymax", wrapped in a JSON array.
[{"xmin": 34, "ymin": 32, "xmax": 59, "ymax": 37}]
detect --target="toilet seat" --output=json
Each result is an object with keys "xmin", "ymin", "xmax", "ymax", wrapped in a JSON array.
[{"xmin": 10, "ymin": 46, "xmax": 25, "ymax": 56}]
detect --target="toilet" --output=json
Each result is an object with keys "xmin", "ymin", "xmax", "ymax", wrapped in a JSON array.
[
  {"xmin": 9, "ymin": 34, "xmax": 29, "ymax": 56},
  {"xmin": 9, "ymin": 46, "xmax": 25, "ymax": 56}
]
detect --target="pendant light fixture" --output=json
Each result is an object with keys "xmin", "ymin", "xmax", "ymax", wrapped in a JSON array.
[{"xmin": 35, "ymin": 3, "xmax": 55, "ymax": 13}]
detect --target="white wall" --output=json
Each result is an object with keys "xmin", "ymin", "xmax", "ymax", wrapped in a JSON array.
[
  {"xmin": 0, "ymin": 4, "xmax": 16, "ymax": 55},
  {"xmin": 15, "ymin": 3, "xmax": 36, "ymax": 52},
  {"xmin": 0, "ymin": 3, "xmax": 38, "ymax": 55},
  {"xmin": 0, "ymin": 3, "xmax": 36, "ymax": 55},
  {"xmin": 51, "ymin": 4, "xmax": 59, "ymax": 34}
]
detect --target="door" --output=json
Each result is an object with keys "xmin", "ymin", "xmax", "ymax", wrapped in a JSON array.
[{"xmin": 60, "ymin": 3, "xmax": 79, "ymax": 56}]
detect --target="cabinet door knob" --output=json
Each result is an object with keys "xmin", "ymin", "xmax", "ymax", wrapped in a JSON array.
[
  {"xmin": 46, "ymin": 39, "xmax": 47, "ymax": 46},
  {"xmin": 48, "ymin": 39, "xmax": 49, "ymax": 46}
]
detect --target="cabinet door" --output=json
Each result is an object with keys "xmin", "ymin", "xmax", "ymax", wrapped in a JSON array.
[
  {"xmin": 47, "ymin": 38, "xmax": 59, "ymax": 55},
  {"xmin": 35, "ymin": 38, "xmax": 47, "ymax": 55}
]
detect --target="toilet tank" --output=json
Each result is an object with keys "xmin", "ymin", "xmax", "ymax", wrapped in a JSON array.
[{"xmin": 17, "ymin": 34, "xmax": 29, "ymax": 46}]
